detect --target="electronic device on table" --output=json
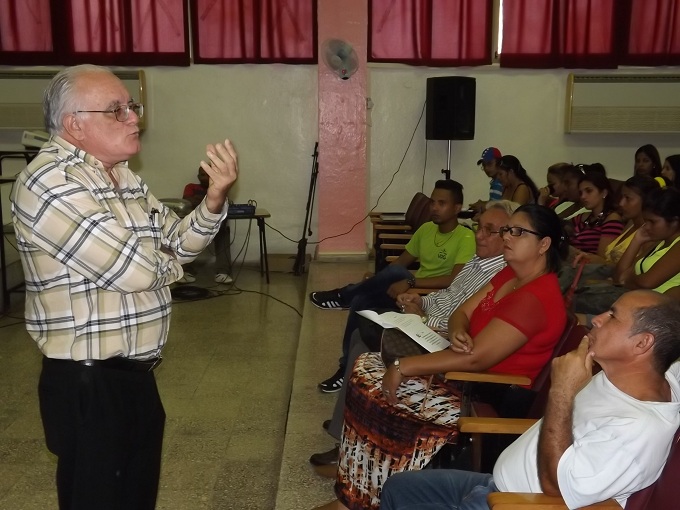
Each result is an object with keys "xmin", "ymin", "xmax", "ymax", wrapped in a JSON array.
[{"xmin": 228, "ymin": 199, "xmax": 256, "ymax": 216}]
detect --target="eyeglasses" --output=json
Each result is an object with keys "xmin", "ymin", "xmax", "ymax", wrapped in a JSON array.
[
  {"xmin": 499, "ymin": 226, "xmax": 543, "ymax": 238},
  {"xmin": 477, "ymin": 225, "xmax": 501, "ymax": 236},
  {"xmin": 73, "ymin": 102, "xmax": 144, "ymax": 122}
]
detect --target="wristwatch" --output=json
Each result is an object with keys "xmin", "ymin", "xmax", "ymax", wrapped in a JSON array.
[
  {"xmin": 407, "ymin": 275, "xmax": 416, "ymax": 288},
  {"xmin": 393, "ymin": 358, "xmax": 402, "ymax": 375}
]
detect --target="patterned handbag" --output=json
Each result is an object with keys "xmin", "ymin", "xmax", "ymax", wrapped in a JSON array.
[{"xmin": 380, "ymin": 328, "xmax": 428, "ymax": 366}]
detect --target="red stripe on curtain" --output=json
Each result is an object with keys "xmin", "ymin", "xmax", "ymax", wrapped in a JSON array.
[
  {"xmin": 369, "ymin": 0, "xmax": 492, "ymax": 66},
  {"xmin": 0, "ymin": 0, "xmax": 53, "ymax": 52},
  {"xmin": 501, "ymin": 0, "xmax": 618, "ymax": 69},
  {"xmin": 622, "ymin": 0, "xmax": 680, "ymax": 66},
  {"xmin": 192, "ymin": 0, "xmax": 316, "ymax": 63}
]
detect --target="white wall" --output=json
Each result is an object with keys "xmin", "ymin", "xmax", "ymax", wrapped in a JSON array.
[
  {"xmin": 3, "ymin": 63, "xmax": 680, "ymax": 267},
  {"xmin": 134, "ymin": 64, "xmax": 319, "ymax": 263},
  {"xmin": 368, "ymin": 65, "xmax": 680, "ymax": 213}
]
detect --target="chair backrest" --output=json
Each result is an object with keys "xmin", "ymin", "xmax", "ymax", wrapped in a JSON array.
[
  {"xmin": 624, "ymin": 427, "xmax": 680, "ymax": 509},
  {"xmin": 527, "ymin": 314, "xmax": 588, "ymax": 419},
  {"xmin": 404, "ymin": 192, "xmax": 432, "ymax": 229}
]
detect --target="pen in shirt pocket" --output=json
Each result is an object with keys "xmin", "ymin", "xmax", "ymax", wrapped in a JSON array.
[{"xmin": 149, "ymin": 208, "xmax": 160, "ymax": 225}]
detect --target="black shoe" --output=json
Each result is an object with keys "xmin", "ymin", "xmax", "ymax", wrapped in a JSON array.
[
  {"xmin": 322, "ymin": 419, "xmax": 331, "ymax": 431},
  {"xmin": 309, "ymin": 445, "xmax": 340, "ymax": 466},
  {"xmin": 318, "ymin": 367, "xmax": 345, "ymax": 393},
  {"xmin": 309, "ymin": 289, "xmax": 349, "ymax": 310}
]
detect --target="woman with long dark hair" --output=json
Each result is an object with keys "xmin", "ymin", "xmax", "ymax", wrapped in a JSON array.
[
  {"xmin": 569, "ymin": 171, "xmax": 624, "ymax": 260},
  {"xmin": 634, "ymin": 144, "xmax": 662, "ymax": 178},
  {"xmin": 661, "ymin": 154, "xmax": 680, "ymax": 187},
  {"xmin": 496, "ymin": 155, "xmax": 540, "ymax": 205}
]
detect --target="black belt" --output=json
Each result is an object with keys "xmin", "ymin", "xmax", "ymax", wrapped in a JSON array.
[{"xmin": 46, "ymin": 356, "xmax": 162, "ymax": 372}]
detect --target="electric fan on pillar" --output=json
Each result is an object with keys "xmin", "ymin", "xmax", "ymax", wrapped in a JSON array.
[{"xmin": 321, "ymin": 39, "xmax": 358, "ymax": 80}]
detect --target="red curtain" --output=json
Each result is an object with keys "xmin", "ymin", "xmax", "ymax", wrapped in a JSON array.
[
  {"xmin": 0, "ymin": 0, "xmax": 189, "ymax": 66},
  {"xmin": 0, "ymin": 0, "xmax": 53, "ymax": 63},
  {"xmin": 622, "ymin": 0, "xmax": 680, "ymax": 65},
  {"xmin": 501, "ymin": 0, "xmax": 618, "ymax": 68},
  {"xmin": 369, "ymin": 0, "xmax": 492, "ymax": 66},
  {"xmin": 192, "ymin": 0, "xmax": 316, "ymax": 63}
]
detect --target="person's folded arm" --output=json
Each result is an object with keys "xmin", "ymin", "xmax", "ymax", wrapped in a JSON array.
[
  {"xmin": 622, "ymin": 241, "xmax": 680, "ymax": 290},
  {"xmin": 398, "ymin": 318, "xmax": 529, "ymax": 377}
]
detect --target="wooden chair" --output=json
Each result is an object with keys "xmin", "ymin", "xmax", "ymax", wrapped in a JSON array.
[{"xmin": 372, "ymin": 192, "xmax": 432, "ymax": 271}]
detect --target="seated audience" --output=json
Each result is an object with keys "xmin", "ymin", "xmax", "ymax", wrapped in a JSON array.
[
  {"xmin": 182, "ymin": 167, "xmax": 234, "ymax": 284},
  {"xmin": 496, "ymin": 155, "xmax": 540, "ymax": 205},
  {"xmin": 575, "ymin": 186, "xmax": 680, "ymax": 315},
  {"xmin": 313, "ymin": 205, "xmax": 567, "ymax": 510},
  {"xmin": 380, "ymin": 291, "xmax": 680, "ymax": 510},
  {"xmin": 568, "ymin": 170, "xmax": 624, "ymax": 260},
  {"xmin": 310, "ymin": 180, "xmax": 476, "ymax": 392},
  {"xmin": 469, "ymin": 146, "xmax": 503, "ymax": 213},
  {"xmin": 309, "ymin": 202, "xmax": 516, "ymax": 464},
  {"xmin": 560, "ymin": 175, "xmax": 659, "ymax": 291},
  {"xmin": 661, "ymin": 154, "xmax": 680, "ymax": 187},
  {"xmin": 634, "ymin": 143, "xmax": 663, "ymax": 178},
  {"xmin": 576, "ymin": 175, "xmax": 658, "ymax": 266}
]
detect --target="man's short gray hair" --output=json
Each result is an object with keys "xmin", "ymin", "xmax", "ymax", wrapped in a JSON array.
[
  {"xmin": 43, "ymin": 64, "xmax": 112, "ymax": 135},
  {"xmin": 629, "ymin": 293, "xmax": 680, "ymax": 374},
  {"xmin": 485, "ymin": 200, "xmax": 520, "ymax": 217}
]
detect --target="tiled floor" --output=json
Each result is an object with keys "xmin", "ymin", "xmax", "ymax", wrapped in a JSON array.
[{"xmin": 0, "ymin": 257, "xmax": 366, "ymax": 509}]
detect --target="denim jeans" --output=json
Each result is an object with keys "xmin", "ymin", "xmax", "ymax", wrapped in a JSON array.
[
  {"xmin": 380, "ymin": 470, "xmax": 497, "ymax": 510},
  {"xmin": 337, "ymin": 264, "xmax": 412, "ymax": 368}
]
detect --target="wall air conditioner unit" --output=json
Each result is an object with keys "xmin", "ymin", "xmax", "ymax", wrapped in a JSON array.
[
  {"xmin": 0, "ymin": 70, "xmax": 147, "ymax": 131},
  {"xmin": 565, "ymin": 73, "xmax": 680, "ymax": 134}
]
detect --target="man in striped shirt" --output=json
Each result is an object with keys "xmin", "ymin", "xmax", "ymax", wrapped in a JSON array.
[{"xmin": 10, "ymin": 65, "xmax": 238, "ymax": 509}]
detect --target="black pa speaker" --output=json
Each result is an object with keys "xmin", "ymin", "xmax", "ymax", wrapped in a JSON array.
[{"xmin": 425, "ymin": 76, "xmax": 476, "ymax": 140}]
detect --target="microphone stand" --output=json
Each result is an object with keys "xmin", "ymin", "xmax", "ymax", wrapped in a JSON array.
[{"xmin": 293, "ymin": 142, "xmax": 319, "ymax": 275}]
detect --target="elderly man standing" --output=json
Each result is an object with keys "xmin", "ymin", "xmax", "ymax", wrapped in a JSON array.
[
  {"xmin": 381, "ymin": 290, "xmax": 680, "ymax": 510},
  {"xmin": 10, "ymin": 65, "xmax": 238, "ymax": 509}
]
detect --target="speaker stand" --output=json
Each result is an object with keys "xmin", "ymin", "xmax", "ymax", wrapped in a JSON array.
[{"xmin": 441, "ymin": 139, "xmax": 452, "ymax": 180}]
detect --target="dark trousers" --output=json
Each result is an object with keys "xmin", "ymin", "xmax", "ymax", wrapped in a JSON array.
[{"xmin": 39, "ymin": 357, "xmax": 166, "ymax": 510}]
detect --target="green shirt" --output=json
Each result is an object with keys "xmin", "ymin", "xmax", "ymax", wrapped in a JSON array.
[{"xmin": 405, "ymin": 222, "xmax": 476, "ymax": 278}]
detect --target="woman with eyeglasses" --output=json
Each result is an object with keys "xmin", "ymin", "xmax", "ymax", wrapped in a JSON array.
[
  {"xmin": 313, "ymin": 205, "xmax": 567, "ymax": 510},
  {"xmin": 568, "ymin": 170, "xmax": 624, "ymax": 261},
  {"xmin": 496, "ymin": 155, "xmax": 540, "ymax": 206}
]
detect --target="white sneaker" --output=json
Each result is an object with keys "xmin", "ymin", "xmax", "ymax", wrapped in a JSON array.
[
  {"xmin": 215, "ymin": 273, "xmax": 233, "ymax": 284},
  {"xmin": 177, "ymin": 272, "xmax": 196, "ymax": 284}
]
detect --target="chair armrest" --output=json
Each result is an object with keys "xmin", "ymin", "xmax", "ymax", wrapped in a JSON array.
[
  {"xmin": 458, "ymin": 417, "xmax": 537, "ymax": 435},
  {"xmin": 380, "ymin": 243, "xmax": 409, "ymax": 251},
  {"xmin": 374, "ymin": 224, "xmax": 414, "ymax": 232},
  {"xmin": 445, "ymin": 371, "xmax": 532, "ymax": 386},
  {"xmin": 378, "ymin": 233, "xmax": 414, "ymax": 240},
  {"xmin": 487, "ymin": 492, "xmax": 621, "ymax": 509}
]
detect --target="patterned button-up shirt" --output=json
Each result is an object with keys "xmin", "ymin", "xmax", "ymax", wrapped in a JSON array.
[
  {"xmin": 11, "ymin": 136, "xmax": 226, "ymax": 361},
  {"xmin": 421, "ymin": 254, "xmax": 506, "ymax": 332}
]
